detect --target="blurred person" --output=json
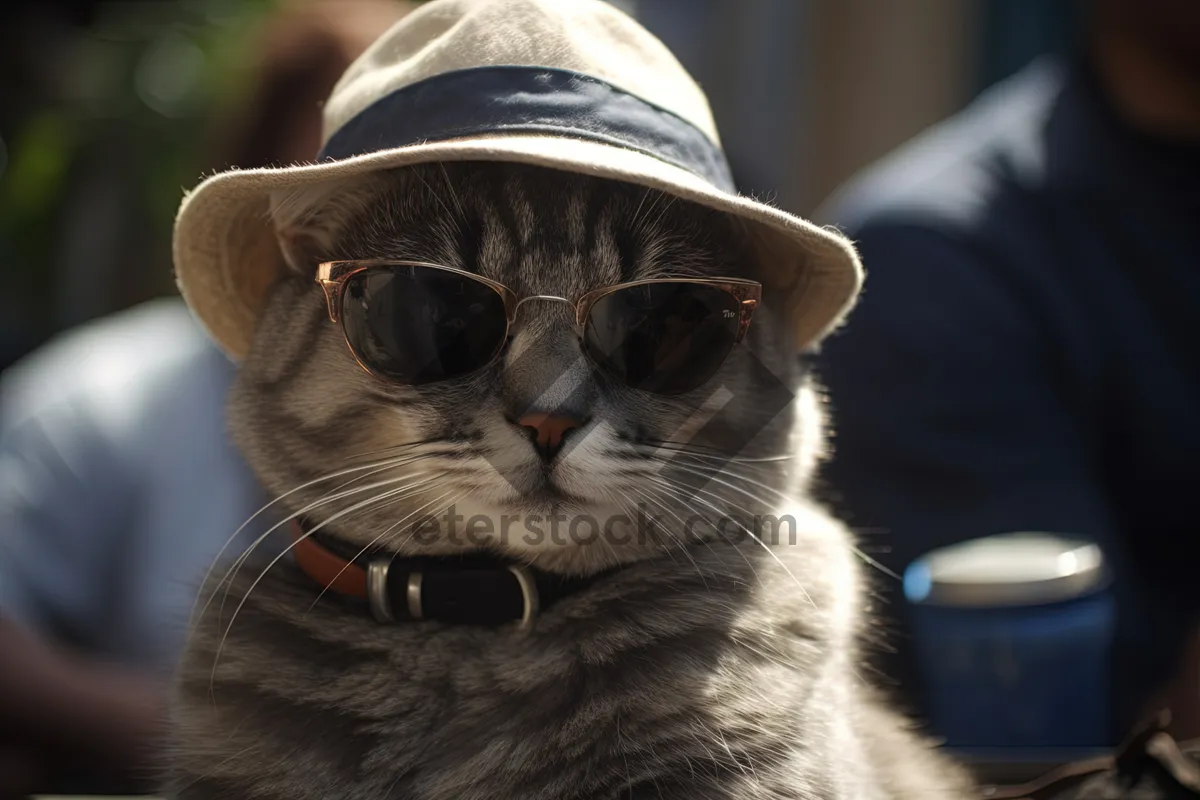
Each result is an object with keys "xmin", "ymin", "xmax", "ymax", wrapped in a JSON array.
[
  {"xmin": 0, "ymin": 1, "xmax": 412, "ymax": 795},
  {"xmin": 814, "ymin": 0, "xmax": 1200, "ymax": 745}
]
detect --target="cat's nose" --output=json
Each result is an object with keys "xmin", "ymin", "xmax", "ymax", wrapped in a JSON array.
[{"xmin": 516, "ymin": 412, "xmax": 585, "ymax": 462}]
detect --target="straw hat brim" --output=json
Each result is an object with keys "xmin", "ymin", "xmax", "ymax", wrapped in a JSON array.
[{"xmin": 174, "ymin": 132, "xmax": 863, "ymax": 360}]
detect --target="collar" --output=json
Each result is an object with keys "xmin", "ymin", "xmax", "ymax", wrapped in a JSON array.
[{"xmin": 290, "ymin": 522, "xmax": 601, "ymax": 629}]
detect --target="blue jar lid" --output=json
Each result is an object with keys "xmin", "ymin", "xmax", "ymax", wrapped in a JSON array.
[{"xmin": 904, "ymin": 532, "xmax": 1109, "ymax": 607}]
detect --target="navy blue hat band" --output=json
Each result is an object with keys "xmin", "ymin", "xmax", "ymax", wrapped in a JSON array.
[{"xmin": 317, "ymin": 65, "xmax": 736, "ymax": 193}]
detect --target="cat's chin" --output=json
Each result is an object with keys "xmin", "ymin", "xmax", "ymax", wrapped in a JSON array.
[
  {"xmin": 511, "ymin": 484, "xmax": 591, "ymax": 511},
  {"xmin": 439, "ymin": 493, "xmax": 662, "ymax": 574}
]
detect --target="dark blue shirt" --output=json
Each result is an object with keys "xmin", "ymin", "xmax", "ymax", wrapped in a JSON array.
[{"xmin": 814, "ymin": 54, "xmax": 1200, "ymax": 740}]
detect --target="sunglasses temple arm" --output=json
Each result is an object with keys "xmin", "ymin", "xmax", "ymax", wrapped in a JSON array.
[
  {"xmin": 318, "ymin": 279, "xmax": 342, "ymax": 322},
  {"xmin": 736, "ymin": 298, "xmax": 758, "ymax": 342}
]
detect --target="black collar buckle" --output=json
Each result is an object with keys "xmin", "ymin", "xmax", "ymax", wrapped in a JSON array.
[{"xmin": 365, "ymin": 559, "xmax": 541, "ymax": 631}]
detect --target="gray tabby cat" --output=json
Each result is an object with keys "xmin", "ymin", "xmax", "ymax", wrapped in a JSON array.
[{"xmin": 169, "ymin": 161, "xmax": 971, "ymax": 799}]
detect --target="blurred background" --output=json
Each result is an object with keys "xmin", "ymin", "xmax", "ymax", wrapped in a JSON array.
[
  {"xmin": 14, "ymin": 1, "xmax": 1195, "ymax": 796},
  {"xmin": 0, "ymin": 0, "xmax": 1080, "ymax": 372}
]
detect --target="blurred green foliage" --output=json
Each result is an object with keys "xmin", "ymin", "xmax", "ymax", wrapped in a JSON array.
[{"xmin": 0, "ymin": 0, "xmax": 280, "ymax": 352}]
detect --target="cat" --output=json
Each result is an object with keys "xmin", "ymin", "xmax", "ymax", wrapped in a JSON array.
[{"xmin": 167, "ymin": 161, "xmax": 972, "ymax": 799}]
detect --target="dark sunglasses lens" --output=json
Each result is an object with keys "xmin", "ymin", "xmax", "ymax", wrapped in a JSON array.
[
  {"xmin": 583, "ymin": 282, "xmax": 741, "ymax": 394},
  {"xmin": 341, "ymin": 267, "xmax": 508, "ymax": 384}
]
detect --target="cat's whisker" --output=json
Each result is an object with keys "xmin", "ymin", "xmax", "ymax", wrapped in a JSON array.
[
  {"xmin": 381, "ymin": 488, "xmax": 463, "ymax": 555},
  {"xmin": 635, "ymin": 443, "xmax": 796, "ymax": 464},
  {"xmin": 647, "ymin": 462, "xmax": 784, "ymax": 517},
  {"xmin": 643, "ymin": 476, "xmax": 763, "ymax": 587},
  {"xmin": 616, "ymin": 489, "xmax": 679, "ymax": 567},
  {"xmin": 634, "ymin": 483, "xmax": 712, "ymax": 556},
  {"xmin": 630, "ymin": 441, "xmax": 796, "ymax": 464},
  {"xmin": 339, "ymin": 436, "xmax": 445, "ymax": 461},
  {"xmin": 319, "ymin": 461, "xmax": 412, "ymax": 500},
  {"xmin": 639, "ymin": 459, "xmax": 792, "ymax": 522},
  {"xmin": 627, "ymin": 485, "xmax": 709, "ymax": 588},
  {"xmin": 658, "ymin": 462, "xmax": 792, "ymax": 504},
  {"xmin": 204, "ymin": 463, "xmax": 436, "ymax": 630},
  {"xmin": 209, "ymin": 457, "xmax": 435, "ymax": 607},
  {"xmin": 647, "ymin": 474, "xmax": 814, "ymax": 607},
  {"xmin": 210, "ymin": 479, "xmax": 437, "ymax": 694},
  {"xmin": 653, "ymin": 449, "xmax": 788, "ymax": 466},
  {"xmin": 561, "ymin": 482, "xmax": 625, "ymax": 570},
  {"xmin": 190, "ymin": 453, "xmax": 435, "ymax": 628},
  {"xmin": 213, "ymin": 475, "xmax": 418, "ymax": 625},
  {"xmin": 594, "ymin": 506, "xmax": 624, "ymax": 568},
  {"xmin": 303, "ymin": 482, "xmax": 457, "ymax": 615},
  {"xmin": 652, "ymin": 459, "xmax": 903, "ymax": 582}
]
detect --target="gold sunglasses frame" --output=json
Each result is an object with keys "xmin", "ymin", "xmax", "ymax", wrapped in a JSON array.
[{"xmin": 316, "ymin": 259, "xmax": 762, "ymax": 385}]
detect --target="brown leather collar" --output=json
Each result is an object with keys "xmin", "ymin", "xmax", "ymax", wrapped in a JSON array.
[
  {"xmin": 292, "ymin": 521, "xmax": 370, "ymax": 598},
  {"xmin": 290, "ymin": 521, "xmax": 604, "ymax": 629}
]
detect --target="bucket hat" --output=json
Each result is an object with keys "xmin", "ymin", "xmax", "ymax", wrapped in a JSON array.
[{"xmin": 173, "ymin": 0, "xmax": 863, "ymax": 359}]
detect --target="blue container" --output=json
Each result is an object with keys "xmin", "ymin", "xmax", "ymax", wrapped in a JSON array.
[{"xmin": 904, "ymin": 533, "xmax": 1115, "ymax": 751}]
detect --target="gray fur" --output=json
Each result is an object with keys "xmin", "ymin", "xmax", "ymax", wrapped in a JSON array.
[{"xmin": 168, "ymin": 162, "xmax": 971, "ymax": 799}]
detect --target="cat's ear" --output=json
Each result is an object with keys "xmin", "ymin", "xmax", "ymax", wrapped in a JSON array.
[
  {"xmin": 274, "ymin": 223, "xmax": 335, "ymax": 277},
  {"xmin": 267, "ymin": 177, "xmax": 383, "ymax": 275},
  {"xmin": 268, "ymin": 184, "xmax": 352, "ymax": 276}
]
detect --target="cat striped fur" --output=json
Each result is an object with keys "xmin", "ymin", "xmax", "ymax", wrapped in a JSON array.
[{"xmin": 168, "ymin": 162, "xmax": 971, "ymax": 799}]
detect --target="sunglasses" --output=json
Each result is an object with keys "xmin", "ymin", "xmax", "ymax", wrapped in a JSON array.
[{"xmin": 316, "ymin": 260, "xmax": 761, "ymax": 395}]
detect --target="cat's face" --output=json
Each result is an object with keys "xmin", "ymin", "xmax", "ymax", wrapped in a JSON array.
[{"xmin": 231, "ymin": 162, "xmax": 818, "ymax": 573}]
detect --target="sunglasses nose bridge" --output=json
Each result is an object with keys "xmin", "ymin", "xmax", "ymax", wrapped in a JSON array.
[
  {"xmin": 511, "ymin": 294, "xmax": 580, "ymax": 330},
  {"xmin": 513, "ymin": 294, "xmax": 573, "ymax": 311}
]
